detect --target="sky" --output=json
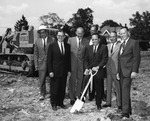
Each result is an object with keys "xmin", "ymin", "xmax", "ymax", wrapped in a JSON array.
[{"xmin": 0, "ymin": 0, "xmax": 150, "ymax": 35}]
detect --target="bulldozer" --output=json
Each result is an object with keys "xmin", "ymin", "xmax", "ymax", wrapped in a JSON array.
[{"xmin": 0, "ymin": 27, "xmax": 58, "ymax": 76}]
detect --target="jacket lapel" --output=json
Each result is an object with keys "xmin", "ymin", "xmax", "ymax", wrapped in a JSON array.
[
  {"xmin": 107, "ymin": 44, "xmax": 112, "ymax": 56},
  {"xmin": 122, "ymin": 38, "xmax": 131, "ymax": 54},
  {"xmin": 56, "ymin": 41, "xmax": 62, "ymax": 55},
  {"xmin": 111, "ymin": 41, "xmax": 121, "ymax": 55}
]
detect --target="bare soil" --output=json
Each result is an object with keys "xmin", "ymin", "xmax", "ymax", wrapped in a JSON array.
[{"xmin": 0, "ymin": 52, "xmax": 150, "ymax": 121}]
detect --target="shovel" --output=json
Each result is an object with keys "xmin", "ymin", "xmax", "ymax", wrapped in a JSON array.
[{"xmin": 70, "ymin": 70, "xmax": 98, "ymax": 113}]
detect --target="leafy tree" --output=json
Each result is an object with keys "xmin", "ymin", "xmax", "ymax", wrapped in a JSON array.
[
  {"xmin": 39, "ymin": 12, "xmax": 65, "ymax": 29},
  {"xmin": 65, "ymin": 7, "xmax": 94, "ymax": 37},
  {"xmin": 14, "ymin": 15, "xmax": 29, "ymax": 31},
  {"xmin": 129, "ymin": 11, "xmax": 150, "ymax": 50},
  {"xmin": 100, "ymin": 19, "xmax": 120, "ymax": 29}
]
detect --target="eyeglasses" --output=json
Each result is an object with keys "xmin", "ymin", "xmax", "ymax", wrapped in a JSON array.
[{"xmin": 57, "ymin": 35, "xmax": 64, "ymax": 38}]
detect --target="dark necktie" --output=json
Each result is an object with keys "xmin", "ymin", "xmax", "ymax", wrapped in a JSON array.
[
  {"xmin": 120, "ymin": 41, "xmax": 126, "ymax": 54},
  {"xmin": 43, "ymin": 38, "xmax": 46, "ymax": 51},
  {"xmin": 78, "ymin": 39, "xmax": 81, "ymax": 50},
  {"xmin": 111, "ymin": 43, "xmax": 114, "ymax": 53},
  {"xmin": 122, "ymin": 41, "xmax": 126, "ymax": 52},
  {"xmin": 61, "ymin": 42, "xmax": 64, "ymax": 55}
]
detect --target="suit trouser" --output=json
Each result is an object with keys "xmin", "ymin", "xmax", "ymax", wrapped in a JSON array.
[
  {"xmin": 38, "ymin": 70, "xmax": 47, "ymax": 96},
  {"xmin": 120, "ymin": 72, "xmax": 132, "ymax": 114},
  {"xmin": 94, "ymin": 75, "xmax": 104, "ymax": 107},
  {"xmin": 69, "ymin": 63, "xmax": 83, "ymax": 101},
  {"xmin": 50, "ymin": 76, "xmax": 67, "ymax": 106},
  {"xmin": 82, "ymin": 74, "xmax": 104, "ymax": 107},
  {"xmin": 106, "ymin": 73, "xmax": 121, "ymax": 106}
]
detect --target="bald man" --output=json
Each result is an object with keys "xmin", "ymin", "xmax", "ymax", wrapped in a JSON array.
[{"xmin": 68, "ymin": 27, "xmax": 89, "ymax": 105}]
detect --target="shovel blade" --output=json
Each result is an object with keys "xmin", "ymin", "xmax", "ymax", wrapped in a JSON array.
[{"xmin": 70, "ymin": 99, "xmax": 84, "ymax": 113}]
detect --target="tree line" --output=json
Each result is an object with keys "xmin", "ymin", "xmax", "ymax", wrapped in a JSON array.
[{"xmin": 14, "ymin": 8, "xmax": 150, "ymax": 50}]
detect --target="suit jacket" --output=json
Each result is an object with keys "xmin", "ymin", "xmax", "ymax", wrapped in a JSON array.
[
  {"xmin": 34, "ymin": 37, "xmax": 54, "ymax": 71},
  {"xmin": 100, "ymin": 35, "xmax": 107, "ymax": 45},
  {"xmin": 68, "ymin": 36, "xmax": 89, "ymax": 71},
  {"xmin": 118, "ymin": 38, "xmax": 141, "ymax": 77},
  {"xmin": 84, "ymin": 44, "xmax": 108, "ymax": 79},
  {"xmin": 106, "ymin": 41, "xmax": 121, "ymax": 75},
  {"xmin": 47, "ymin": 41, "xmax": 71, "ymax": 77}
]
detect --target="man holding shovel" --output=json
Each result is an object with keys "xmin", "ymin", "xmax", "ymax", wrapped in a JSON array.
[{"xmin": 83, "ymin": 33, "xmax": 108, "ymax": 110}]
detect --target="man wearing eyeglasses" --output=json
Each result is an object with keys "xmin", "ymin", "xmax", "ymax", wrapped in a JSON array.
[{"xmin": 47, "ymin": 30, "xmax": 71, "ymax": 111}]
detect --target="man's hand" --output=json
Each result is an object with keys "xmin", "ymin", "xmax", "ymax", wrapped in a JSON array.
[
  {"xmin": 35, "ymin": 66, "xmax": 38, "ymax": 71},
  {"xmin": 84, "ymin": 69, "xmax": 90, "ymax": 75},
  {"xmin": 92, "ymin": 66, "xmax": 99, "ymax": 72},
  {"xmin": 68, "ymin": 72, "xmax": 71, "ymax": 78},
  {"xmin": 131, "ymin": 72, "xmax": 137, "ymax": 79},
  {"xmin": 116, "ymin": 73, "xmax": 120, "ymax": 80},
  {"xmin": 49, "ymin": 72, "xmax": 54, "ymax": 77}
]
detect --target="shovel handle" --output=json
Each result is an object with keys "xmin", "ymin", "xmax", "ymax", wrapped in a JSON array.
[{"xmin": 80, "ymin": 70, "xmax": 98, "ymax": 100}]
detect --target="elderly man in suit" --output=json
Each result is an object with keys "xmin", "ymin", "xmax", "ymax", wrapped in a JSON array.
[
  {"xmin": 47, "ymin": 30, "xmax": 71, "ymax": 111},
  {"xmin": 103, "ymin": 31, "xmax": 121, "ymax": 109},
  {"xmin": 68, "ymin": 27, "xmax": 89, "ymax": 105},
  {"xmin": 117, "ymin": 27, "xmax": 141, "ymax": 119},
  {"xmin": 83, "ymin": 33, "xmax": 108, "ymax": 110},
  {"xmin": 34, "ymin": 25, "xmax": 54, "ymax": 100}
]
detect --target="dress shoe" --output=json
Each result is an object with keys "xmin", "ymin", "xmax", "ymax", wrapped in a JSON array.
[
  {"xmin": 59, "ymin": 104, "xmax": 67, "ymax": 109},
  {"xmin": 70, "ymin": 100, "xmax": 75, "ymax": 105},
  {"xmin": 52, "ymin": 106, "xmax": 57, "ymax": 111},
  {"xmin": 102, "ymin": 104, "xmax": 111, "ymax": 108},
  {"xmin": 97, "ymin": 105, "xmax": 102, "ymax": 110},
  {"xmin": 118, "ymin": 106, "xmax": 122, "ymax": 110},
  {"xmin": 121, "ymin": 113, "xmax": 130, "ymax": 118},
  {"xmin": 39, "ymin": 95, "xmax": 45, "ymax": 101},
  {"xmin": 89, "ymin": 97, "xmax": 94, "ymax": 101}
]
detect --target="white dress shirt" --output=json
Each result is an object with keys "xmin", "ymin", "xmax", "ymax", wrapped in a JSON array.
[
  {"xmin": 93, "ymin": 44, "xmax": 99, "ymax": 52},
  {"xmin": 58, "ymin": 41, "xmax": 65, "ymax": 54},
  {"xmin": 42, "ymin": 37, "xmax": 47, "ymax": 46},
  {"xmin": 76, "ymin": 37, "xmax": 82, "ymax": 48}
]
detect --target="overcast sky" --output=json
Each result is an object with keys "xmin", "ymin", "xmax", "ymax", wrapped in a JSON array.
[{"xmin": 0, "ymin": 0, "xmax": 150, "ymax": 35}]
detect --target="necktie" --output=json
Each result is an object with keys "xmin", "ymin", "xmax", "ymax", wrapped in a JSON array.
[
  {"xmin": 120, "ymin": 41, "xmax": 126, "ymax": 54},
  {"xmin": 61, "ymin": 42, "xmax": 64, "ymax": 55},
  {"xmin": 111, "ymin": 43, "xmax": 114, "ymax": 53},
  {"xmin": 78, "ymin": 39, "xmax": 81, "ymax": 49},
  {"xmin": 43, "ymin": 38, "xmax": 46, "ymax": 51}
]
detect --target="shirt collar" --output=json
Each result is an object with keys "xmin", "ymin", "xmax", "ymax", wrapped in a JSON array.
[
  {"xmin": 58, "ymin": 40, "xmax": 64, "ymax": 44},
  {"xmin": 122, "ymin": 37, "xmax": 129, "ymax": 45}
]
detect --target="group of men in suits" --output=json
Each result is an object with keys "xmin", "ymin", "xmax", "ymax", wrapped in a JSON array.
[{"xmin": 34, "ymin": 25, "xmax": 141, "ymax": 119}]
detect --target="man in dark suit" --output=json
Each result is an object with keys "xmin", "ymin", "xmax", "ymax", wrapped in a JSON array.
[
  {"xmin": 83, "ymin": 33, "xmax": 108, "ymax": 110},
  {"xmin": 86, "ymin": 25, "xmax": 107, "ymax": 101},
  {"xmin": 34, "ymin": 25, "xmax": 54, "ymax": 100},
  {"xmin": 117, "ymin": 27, "xmax": 141, "ymax": 119},
  {"xmin": 47, "ymin": 30, "xmax": 71, "ymax": 111},
  {"xmin": 68, "ymin": 27, "xmax": 89, "ymax": 105}
]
